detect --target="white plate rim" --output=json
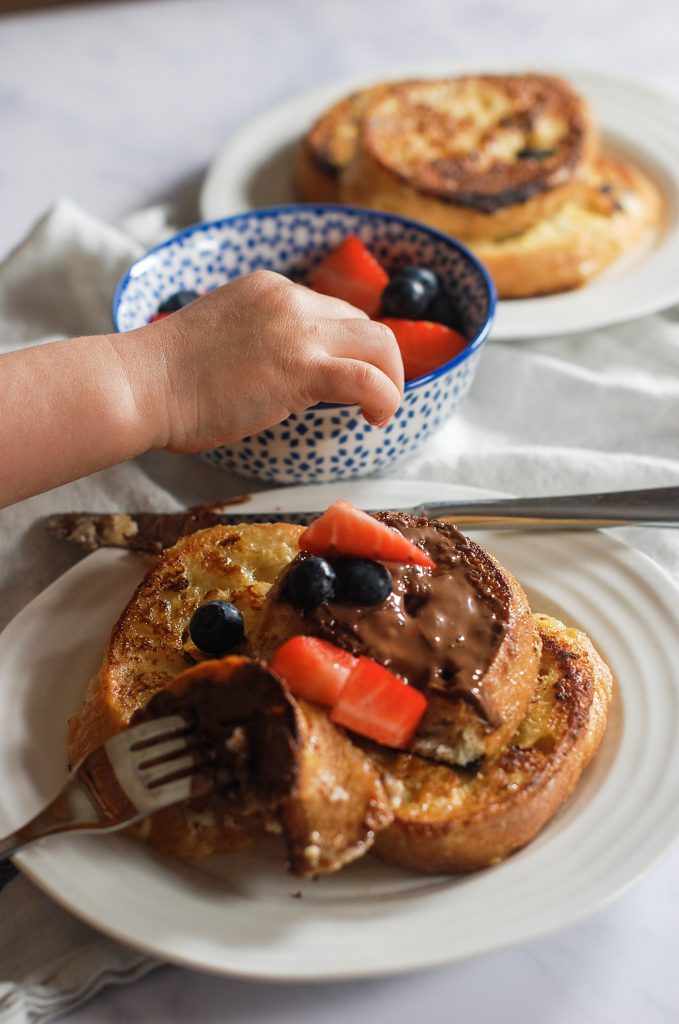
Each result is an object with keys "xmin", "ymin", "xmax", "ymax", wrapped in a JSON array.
[
  {"xmin": 199, "ymin": 64, "xmax": 679, "ymax": 341},
  {"xmin": 3, "ymin": 479, "xmax": 679, "ymax": 980}
]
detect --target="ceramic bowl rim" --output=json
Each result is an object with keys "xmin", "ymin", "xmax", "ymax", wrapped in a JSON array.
[{"xmin": 112, "ymin": 203, "xmax": 496, "ymax": 397}]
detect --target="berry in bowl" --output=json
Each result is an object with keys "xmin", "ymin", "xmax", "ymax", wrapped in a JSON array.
[{"xmin": 113, "ymin": 205, "xmax": 495, "ymax": 484}]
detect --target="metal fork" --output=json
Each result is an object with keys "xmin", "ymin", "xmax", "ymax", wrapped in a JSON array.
[{"xmin": 0, "ymin": 716, "xmax": 212, "ymax": 860}]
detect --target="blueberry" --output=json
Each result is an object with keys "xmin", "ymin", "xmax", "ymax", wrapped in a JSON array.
[
  {"xmin": 425, "ymin": 287, "xmax": 466, "ymax": 334},
  {"xmin": 380, "ymin": 267, "xmax": 440, "ymax": 319},
  {"xmin": 286, "ymin": 556, "xmax": 337, "ymax": 609},
  {"xmin": 157, "ymin": 290, "xmax": 200, "ymax": 314},
  {"xmin": 403, "ymin": 266, "xmax": 440, "ymax": 296},
  {"xmin": 333, "ymin": 558, "xmax": 392, "ymax": 606},
  {"xmin": 189, "ymin": 600, "xmax": 244, "ymax": 655}
]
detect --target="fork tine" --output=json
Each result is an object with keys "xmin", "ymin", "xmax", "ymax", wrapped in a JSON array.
[
  {"xmin": 121, "ymin": 714, "xmax": 190, "ymax": 750},
  {"xmin": 100, "ymin": 716, "xmax": 205, "ymax": 812},
  {"xmin": 133, "ymin": 735, "xmax": 198, "ymax": 769},
  {"xmin": 148, "ymin": 775, "xmax": 202, "ymax": 808},
  {"xmin": 139, "ymin": 754, "xmax": 203, "ymax": 787}
]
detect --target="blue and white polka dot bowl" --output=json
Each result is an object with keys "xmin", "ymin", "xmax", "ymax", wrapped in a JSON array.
[{"xmin": 113, "ymin": 205, "xmax": 495, "ymax": 484}]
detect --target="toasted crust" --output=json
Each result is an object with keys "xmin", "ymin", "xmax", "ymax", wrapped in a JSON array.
[
  {"xmin": 370, "ymin": 613, "xmax": 613, "ymax": 872},
  {"xmin": 470, "ymin": 153, "xmax": 663, "ymax": 297},
  {"xmin": 299, "ymin": 74, "xmax": 597, "ymax": 241}
]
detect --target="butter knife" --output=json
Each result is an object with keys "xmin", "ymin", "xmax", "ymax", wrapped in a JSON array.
[{"xmin": 45, "ymin": 485, "xmax": 679, "ymax": 554}]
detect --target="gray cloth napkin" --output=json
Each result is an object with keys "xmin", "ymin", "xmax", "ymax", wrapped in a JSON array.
[{"xmin": 1, "ymin": 198, "xmax": 679, "ymax": 1022}]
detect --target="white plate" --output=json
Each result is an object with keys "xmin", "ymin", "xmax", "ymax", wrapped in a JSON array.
[
  {"xmin": 200, "ymin": 67, "xmax": 679, "ymax": 341},
  {"xmin": 3, "ymin": 479, "xmax": 679, "ymax": 980}
]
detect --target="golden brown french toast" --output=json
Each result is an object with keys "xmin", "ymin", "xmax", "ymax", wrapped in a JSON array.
[
  {"xmin": 121, "ymin": 614, "xmax": 611, "ymax": 875},
  {"xmin": 253, "ymin": 512, "xmax": 541, "ymax": 767},
  {"xmin": 68, "ymin": 522, "xmax": 304, "ymax": 763},
  {"xmin": 370, "ymin": 613, "xmax": 613, "ymax": 872},
  {"xmin": 470, "ymin": 153, "xmax": 662, "ymax": 297},
  {"xmin": 68, "ymin": 514, "xmax": 611, "ymax": 875},
  {"xmin": 295, "ymin": 72, "xmax": 663, "ymax": 297},
  {"xmin": 298, "ymin": 74, "xmax": 596, "ymax": 241},
  {"xmin": 131, "ymin": 655, "xmax": 394, "ymax": 874},
  {"xmin": 67, "ymin": 522, "xmax": 304, "ymax": 858},
  {"xmin": 280, "ymin": 697, "xmax": 394, "ymax": 876},
  {"xmin": 68, "ymin": 520, "xmax": 392, "ymax": 869},
  {"xmin": 294, "ymin": 84, "xmax": 390, "ymax": 204}
]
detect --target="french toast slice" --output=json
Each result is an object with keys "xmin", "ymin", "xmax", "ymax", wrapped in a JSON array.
[
  {"xmin": 68, "ymin": 522, "xmax": 304, "ymax": 763},
  {"xmin": 69, "ymin": 522, "xmax": 392, "ymax": 868},
  {"xmin": 69, "ymin": 518, "xmax": 611, "ymax": 875},
  {"xmin": 252, "ymin": 512, "xmax": 541, "ymax": 767},
  {"xmin": 109, "ymin": 613, "xmax": 610, "ymax": 876},
  {"xmin": 470, "ymin": 153, "xmax": 662, "ymax": 297},
  {"xmin": 301, "ymin": 74, "xmax": 596, "ymax": 241},
  {"xmin": 68, "ymin": 520, "xmax": 392, "ymax": 869},
  {"xmin": 280, "ymin": 697, "xmax": 394, "ymax": 876},
  {"xmin": 369, "ymin": 613, "xmax": 613, "ymax": 872},
  {"xmin": 294, "ymin": 84, "xmax": 390, "ymax": 204},
  {"xmin": 67, "ymin": 522, "xmax": 305, "ymax": 859},
  {"xmin": 130, "ymin": 655, "xmax": 393, "ymax": 874}
]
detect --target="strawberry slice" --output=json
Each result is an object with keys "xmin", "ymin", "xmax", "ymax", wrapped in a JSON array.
[
  {"xmin": 270, "ymin": 635, "xmax": 357, "ymax": 705},
  {"xmin": 379, "ymin": 318, "xmax": 467, "ymax": 381},
  {"xmin": 148, "ymin": 312, "xmax": 171, "ymax": 323},
  {"xmin": 300, "ymin": 500, "xmax": 435, "ymax": 568},
  {"xmin": 307, "ymin": 235, "xmax": 389, "ymax": 317},
  {"xmin": 330, "ymin": 657, "xmax": 427, "ymax": 748}
]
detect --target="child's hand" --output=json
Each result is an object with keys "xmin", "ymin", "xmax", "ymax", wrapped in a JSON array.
[
  {"xmin": 123, "ymin": 271, "xmax": 404, "ymax": 455},
  {"xmin": 0, "ymin": 271, "xmax": 404, "ymax": 508}
]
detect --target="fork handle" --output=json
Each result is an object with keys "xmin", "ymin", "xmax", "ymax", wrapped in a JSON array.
[
  {"xmin": 0, "ymin": 817, "xmax": 71, "ymax": 860},
  {"xmin": 0, "ymin": 777, "xmax": 121, "ymax": 860},
  {"xmin": 0, "ymin": 813, "xmax": 69, "ymax": 860},
  {"xmin": 0, "ymin": 826, "xmax": 38, "ymax": 860}
]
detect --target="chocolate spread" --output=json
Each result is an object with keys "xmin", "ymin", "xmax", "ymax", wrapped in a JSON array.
[{"xmin": 278, "ymin": 513, "xmax": 510, "ymax": 723}]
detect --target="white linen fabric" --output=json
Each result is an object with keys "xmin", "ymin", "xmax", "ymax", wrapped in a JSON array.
[{"xmin": 1, "ymin": 199, "xmax": 679, "ymax": 1023}]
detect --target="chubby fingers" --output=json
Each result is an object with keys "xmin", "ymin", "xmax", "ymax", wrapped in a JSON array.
[
  {"xmin": 325, "ymin": 318, "xmax": 405, "ymax": 397},
  {"xmin": 295, "ymin": 283, "xmax": 371, "ymax": 322},
  {"xmin": 305, "ymin": 319, "xmax": 404, "ymax": 427}
]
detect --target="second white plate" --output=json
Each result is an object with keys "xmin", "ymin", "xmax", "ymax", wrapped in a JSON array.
[
  {"xmin": 200, "ymin": 66, "xmax": 679, "ymax": 341},
  {"xmin": 2, "ymin": 481, "xmax": 679, "ymax": 978}
]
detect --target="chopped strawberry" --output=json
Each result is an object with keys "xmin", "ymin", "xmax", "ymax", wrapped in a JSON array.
[
  {"xmin": 270, "ymin": 635, "xmax": 357, "ymax": 706},
  {"xmin": 379, "ymin": 318, "xmax": 467, "ymax": 381},
  {"xmin": 330, "ymin": 657, "xmax": 427, "ymax": 748},
  {"xmin": 307, "ymin": 235, "xmax": 389, "ymax": 317},
  {"xmin": 300, "ymin": 500, "xmax": 435, "ymax": 568},
  {"xmin": 148, "ymin": 312, "xmax": 171, "ymax": 323}
]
